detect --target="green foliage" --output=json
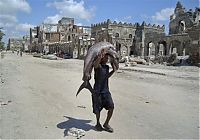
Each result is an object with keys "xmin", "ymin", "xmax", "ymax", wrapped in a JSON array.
[{"xmin": 0, "ymin": 28, "xmax": 5, "ymax": 50}]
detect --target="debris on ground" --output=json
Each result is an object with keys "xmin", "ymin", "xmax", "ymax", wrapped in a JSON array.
[
  {"xmin": 0, "ymin": 100, "xmax": 12, "ymax": 106},
  {"xmin": 186, "ymin": 52, "xmax": 200, "ymax": 67},
  {"xmin": 129, "ymin": 57, "xmax": 146, "ymax": 65},
  {"xmin": 77, "ymin": 105, "xmax": 86, "ymax": 109},
  {"xmin": 116, "ymin": 70, "xmax": 124, "ymax": 73},
  {"xmin": 33, "ymin": 53, "xmax": 42, "ymax": 58},
  {"xmin": 166, "ymin": 53, "xmax": 179, "ymax": 66},
  {"xmin": 67, "ymin": 127, "xmax": 85, "ymax": 139},
  {"xmin": 42, "ymin": 54, "xmax": 58, "ymax": 60},
  {"xmin": 33, "ymin": 53, "xmax": 61, "ymax": 60},
  {"xmin": 121, "ymin": 56, "xmax": 146, "ymax": 66}
]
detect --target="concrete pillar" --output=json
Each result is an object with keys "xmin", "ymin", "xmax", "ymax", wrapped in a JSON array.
[
  {"xmin": 148, "ymin": 47, "xmax": 151, "ymax": 56},
  {"xmin": 172, "ymin": 48, "xmax": 177, "ymax": 54},
  {"xmin": 141, "ymin": 46, "xmax": 144, "ymax": 57},
  {"xmin": 183, "ymin": 48, "xmax": 185, "ymax": 56},
  {"xmin": 127, "ymin": 45, "xmax": 130, "ymax": 56}
]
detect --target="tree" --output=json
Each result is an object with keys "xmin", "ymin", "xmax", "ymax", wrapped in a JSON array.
[{"xmin": 0, "ymin": 28, "xmax": 5, "ymax": 50}]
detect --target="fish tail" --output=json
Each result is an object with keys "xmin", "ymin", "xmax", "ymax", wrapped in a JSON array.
[{"xmin": 76, "ymin": 81, "xmax": 94, "ymax": 97}]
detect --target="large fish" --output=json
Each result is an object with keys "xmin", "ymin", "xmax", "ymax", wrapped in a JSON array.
[{"xmin": 76, "ymin": 41, "xmax": 119, "ymax": 96}]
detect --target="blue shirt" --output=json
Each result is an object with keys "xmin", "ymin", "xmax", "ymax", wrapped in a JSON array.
[{"xmin": 94, "ymin": 64, "xmax": 110, "ymax": 94}]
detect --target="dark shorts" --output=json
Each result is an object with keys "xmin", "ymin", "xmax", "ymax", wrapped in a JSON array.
[{"xmin": 92, "ymin": 92, "xmax": 114, "ymax": 114}]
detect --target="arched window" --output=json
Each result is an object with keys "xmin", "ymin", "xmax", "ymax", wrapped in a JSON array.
[
  {"xmin": 179, "ymin": 20, "xmax": 185, "ymax": 33},
  {"xmin": 115, "ymin": 33, "xmax": 119, "ymax": 38},
  {"xmin": 129, "ymin": 34, "xmax": 132, "ymax": 38},
  {"xmin": 68, "ymin": 36, "xmax": 71, "ymax": 41}
]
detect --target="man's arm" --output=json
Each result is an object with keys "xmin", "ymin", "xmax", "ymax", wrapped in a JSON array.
[{"xmin": 108, "ymin": 63, "xmax": 117, "ymax": 78}]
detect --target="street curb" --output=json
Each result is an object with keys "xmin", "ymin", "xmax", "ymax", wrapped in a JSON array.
[{"xmin": 119, "ymin": 67, "xmax": 166, "ymax": 76}]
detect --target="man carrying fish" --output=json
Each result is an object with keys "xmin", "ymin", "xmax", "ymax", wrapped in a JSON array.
[
  {"xmin": 76, "ymin": 42, "xmax": 119, "ymax": 133},
  {"xmin": 92, "ymin": 51, "xmax": 117, "ymax": 132}
]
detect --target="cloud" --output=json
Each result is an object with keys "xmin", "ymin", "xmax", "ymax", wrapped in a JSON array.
[
  {"xmin": 0, "ymin": 0, "xmax": 31, "ymax": 14},
  {"xmin": 0, "ymin": 0, "xmax": 32, "ymax": 42},
  {"xmin": 112, "ymin": 16, "xmax": 132, "ymax": 24},
  {"xmin": 44, "ymin": 14, "xmax": 62, "ymax": 24},
  {"xmin": 141, "ymin": 14, "xmax": 150, "ymax": 21},
  {"xmin": 76, "ymin": 23, "xmax": 83, "ymax": 26},
  {"xmin": 0, "ymin": 15, "xmax": 18, "ymax": 27},
  {"xmin": 45, "ymin": 0, "xmax": 95, "ymax": 23},
  {"xmin": 152, "ymin": 8, "xmax": 174, "ymax": 21},
  {"xmin": 123, "ymin": 16, "xmax": 132, "ymax": 21},
  {"xmin": 15, "ymin": 23, "xmax": 35, "ymax": 32}
]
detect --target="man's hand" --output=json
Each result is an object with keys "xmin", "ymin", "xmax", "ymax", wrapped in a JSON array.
[{"xmin": 111, "ymin": 63, "xmax": 117, "ymax": 72}]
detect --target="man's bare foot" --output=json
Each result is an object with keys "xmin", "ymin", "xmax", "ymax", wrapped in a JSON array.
[
  {"xmin": 95, "ymin": 123, "xmax": 104, "ymax": 131},
  {"xmin": 103, "ymin": 124, "xmax": 114, "ymax": 133}
]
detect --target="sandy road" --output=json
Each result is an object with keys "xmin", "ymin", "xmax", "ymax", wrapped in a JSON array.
[{"xmin": 0, "ymin": 51, "xmax": 199, "ymax": 139}]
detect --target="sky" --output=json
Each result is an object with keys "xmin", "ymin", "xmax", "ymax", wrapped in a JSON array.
[{"xmin": 0, "ymin": 0, "xmax": 199, "ymax": 43}]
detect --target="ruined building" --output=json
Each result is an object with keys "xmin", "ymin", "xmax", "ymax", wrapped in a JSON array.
[
  {"xmin": 29, "ymin": 17, "xmax": 95, "ymax": 58},
  {"xmin": 8, "ymin": 38, "xmax": 24, "ymax": 51},
  {"xmin": 91, "ymin": 20, "xmax": 165, "ymax": 58},
  {"xmin": 26, "ymin": 1, "xmax": 199, "ymax": 63},
  {"xmin": 92, "ymin": 2, "xmax": 200, "ymax": 60},
  {"xmin": 167, "ymin": 2, "xmax": 200, "ymax": 56}
]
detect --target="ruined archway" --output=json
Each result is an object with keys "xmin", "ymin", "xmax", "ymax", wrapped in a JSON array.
[
  {"xmin": 147, "ymin": 41, "xmax": 156, "ymax": 56},
  {"xmin": 158, "ymin": 41, "xmax": 167, "ymax": 56},
  {"xmin": 116, "ymin": 42, "xmax": 121, "ymax": 53},
  {"xmin": 120, "ymin": 45, "xmax": 128, "ymax": 57},
  {"xmin": 170, "ymin": 40, "xmax": 182, "ymax": 55},
  {"xmin": 68, "ymin": 36, "xmax": 71, "ymax": 41},
  {"xmin": 130, "ymin": 38, "xmax": 138, "ymax": 56}
]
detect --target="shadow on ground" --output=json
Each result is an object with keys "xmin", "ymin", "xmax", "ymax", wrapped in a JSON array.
[{"xmin": 57, "ymin": 116, "xmax": 95, "ymax": 137}]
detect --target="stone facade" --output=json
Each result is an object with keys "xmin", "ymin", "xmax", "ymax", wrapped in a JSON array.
[
  {"xmin": 91, "ymin": 20, "xmax": 165, "ymax": 58},
  {"xmin": 8, "ymin": 38, "xmax": 24, "ymax": 51},
  {"xmin": 165, "ymin": 2, "xmax": 199, "ymax": 57},
  {"xmin": 92, "ymin": 2, "xmax": 200, "ymax": 60},
  {"xmin": 29, "ymin": 17, "xmax": 95, "ymax": 58}
]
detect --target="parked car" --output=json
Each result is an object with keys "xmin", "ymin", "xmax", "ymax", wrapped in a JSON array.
[{"xmin": 63, "ymin": 53, "xmax": 72, "ymax": 59}]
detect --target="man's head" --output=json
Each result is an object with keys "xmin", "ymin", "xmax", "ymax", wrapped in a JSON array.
[{"xmin": 101, "ymin": 54, "xmax": 109, "ymax": 64}]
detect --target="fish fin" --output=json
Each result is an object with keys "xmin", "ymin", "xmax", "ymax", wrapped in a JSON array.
[
  {"xmin": 76, "ymin": 82, "xmax": 85, "ymax": 97},
  {"xmin": 76, "ymin": 81, "xmax": 94, "ymax": 97}
]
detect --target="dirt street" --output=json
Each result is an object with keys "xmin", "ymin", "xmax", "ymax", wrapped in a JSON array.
[{"xmin": 0, "ymin": 51, "xmax": 199, "ymax": 139}]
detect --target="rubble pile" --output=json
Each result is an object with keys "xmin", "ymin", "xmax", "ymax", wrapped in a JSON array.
[
  {"xmin": 33, "ymin": 53, "xmax": 59, "ymax": 60},
  {"xmin": 129, "ymin": 57, "xmax": 146, "ymax": 64},
  {"xmin": 166, "ymin": 53, "xmax": 180, "ymax": 66},
  {"xmin": 67, "ymin": 127, "xmax": 85, "ymax": 139},
  {"xmin": 119, "ymin": 53, "xmax": 200, "ymax": 67},
  {"xmin": 120, "ymin": 56, "xmax": 147, "ymax": 67},
  {"xmin": 152, "ymin": 55, "xmax": 168, "ymax": 64},
  {"xmin": 186, "ymin": 52, "xmax": 200, "ymax": 67}
]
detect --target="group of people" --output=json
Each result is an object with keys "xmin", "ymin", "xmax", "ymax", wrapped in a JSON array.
[{"xmin": 17, "ymin": 50, "xmax": 23, "ymax": 57}]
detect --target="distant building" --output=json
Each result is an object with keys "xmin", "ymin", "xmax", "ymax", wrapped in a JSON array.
[
  {"xmin": 8, "ymin": 38, "xmax": 24, "ymax": 51},
  {"xmin": 30, "ymin": 26, "xmax": 39, "ymax": 52},
  {"xmin": 91, "ymin": 20, "xmax": 165, "ymax": 58},
  {"xmin": 29, "ymin": 17, "xmax": 95, "ymax": 58},
  {"xmin": 22, "ymin": 35, "xmax": 30, "ymax": 52},
  {"xmin": 92, "ymin": 1, "xmax": 200, "ymax": 59},
  {"xmin": 167, "ymin": 2, "xmax": 200, "ymax": 56},
  {"xmin": 27, "ymin": 1, "xmax": 199, "ymax": 62}
]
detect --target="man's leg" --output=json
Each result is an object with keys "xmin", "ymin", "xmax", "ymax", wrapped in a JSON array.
[
  {"xmin": 103, "ymin": 93, "xmax": 114, "ymax": 132},
  {"xmin": 96, "ymin": 112, "xmax": 100, "ymax": 125},
  {"xmin": 104, "ymin": 108, "xmax": 113, "ymax": 125},
  {"xmin": 103, "ymin": 108, "xmax": 114, "ymax": 132},
  {"xmin": 95, "ymin": 112, "xmax": 104, "ymax": 131}
]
